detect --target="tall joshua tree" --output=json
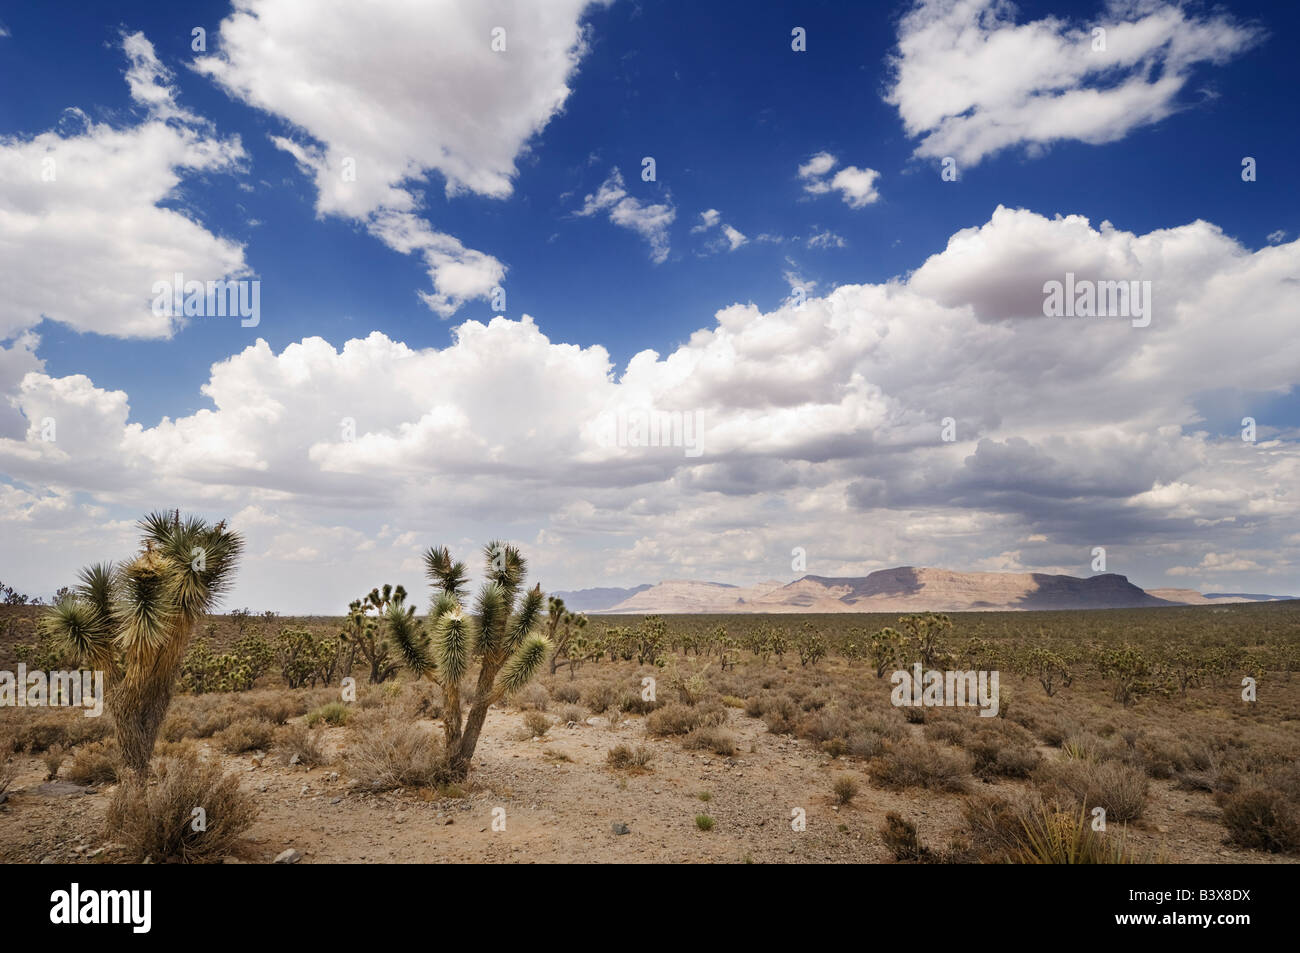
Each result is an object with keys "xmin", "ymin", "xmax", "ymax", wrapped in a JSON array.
[
  {"xmin": 39, "ymin": 511, "xmax": 242, "ymax": 776},
  {"xmin": 388, "ymin": 541, "xmax": 549, "ymax": 779}
]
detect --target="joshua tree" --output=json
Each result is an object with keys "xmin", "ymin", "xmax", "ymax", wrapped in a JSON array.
[
  {"xmin": 388, "ymin": 541, "xmax": 549, "ymax": 779},
  {"xmin": 545, "ymin": 596, "xmax": 589, "ymax": 676},
  {"xmin": 341, "ymin": 584, "xmax": 410, "ymax": 683},
  {"xmin": 39, "ymin": 511, "xmax": 242, "ymax": 776}
]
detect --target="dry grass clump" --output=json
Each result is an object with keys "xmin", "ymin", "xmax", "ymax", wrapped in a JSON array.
[
  {"xmin": 274, "ymin": 723, "xmax": 329, "ymax": 767},
  {"xmin": 962, "ymin": 793, "xmax": 1143, "ymax": 864},
  {"xmin": 868, "ymin": 740, "xmax": 971, "ymax": 793},
  {"xmin": 42, "ymin": 744, "xmax": 67, "ymax": 780},
  {"xmin": 549, "ymin": 683, "xmax": 582, "ymax": 704},
  {"xmin": 880, "ymin": 812, "xmax": 929, "ymax": 861},
  {"xmin": 832, "ymin": 773, "xmax": 859, "ymax": 805},
  {"xmin": 1037, "ymin": 758, "xmax": 1149, "ymax": 822},
  {"xmin": 521, "ymin": 710, "xmax": 551, "ymax": 738},
  {"xmin": 65, "ymin": 739, "xmax": 121, "ymax": 785},
  {"xmin": 1217, "ymin": 766, "xmax": 1300, "ymax": 854},
  {"xmin": 107, "ymin": 750, "xmax": 258, "ymax": 863},
  {"xmin": 218, "ymin": 717, "xmax": 277, "ymax": 754},
  {"xmin": 515, "ymin": 683, "xmax": 550, "ymax": 711},
  {"xmin": 645, "ymin": 700, "xmax": 726, "ymax": 737},
  {"xmin": 6, "ymin": 710, "xmax": 108, "ymax": 753},
  {"xmin": 583, "ymin": 682, "xmax": 619, "ymax": 714},
  {"xmin": 305, "ymin": 702, "xmax": 351, "ymax": 727},
  {"xmin": 346, "ymin": 719, "xmax": 447, "ymax": 790},
  {"xmin": 606, "ymin": 744, "xmax": 655, "ymax": 770},
  {"xmin": 683, "ymin": 725, "xmax": 737, "ymax": 756}
]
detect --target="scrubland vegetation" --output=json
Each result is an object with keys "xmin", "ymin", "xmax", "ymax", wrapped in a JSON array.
[{"xmin": 1, "ymin": 532, "xmax": 1297, "ymax": 864}]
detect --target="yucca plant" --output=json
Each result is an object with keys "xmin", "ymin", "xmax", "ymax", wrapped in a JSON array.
[
  {"xmin": 388, "ymin": 541, "xmax": 549, "ymax": 779},
  {"xmin": 39, "ymin": 511, "xmax": 242, "ymax": 775}
]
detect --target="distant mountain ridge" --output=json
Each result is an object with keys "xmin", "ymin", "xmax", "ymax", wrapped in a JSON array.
[{"xmin": 551, "ymin": 567, "xmax": 1296, "ymax": 614}]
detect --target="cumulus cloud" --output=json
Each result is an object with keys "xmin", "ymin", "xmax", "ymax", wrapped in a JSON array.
[
  {"xmin": 798, "ymin": 152, "xmax": 881, "ymax": 207},
  {"xmin": 4, "ymin": 206, "xmax": 1298, "ymax": 604},
  {"xmin": 886, "ymin": 0, "xmax": 1263, "ymax": 166},
  {"xmin": 0, "ymin": 32, "xmax": 248, "ymax": 340},
  {"xmin": 576, "ymin": 168, "xmax": 676, "ymax": 263},
  {"xmin": 197, "ymin": 0, "xmax": 607, "ymax": 313},
  {"xmin": 691, "ymin": 208, "xmax": 748, "ymax": 252}
]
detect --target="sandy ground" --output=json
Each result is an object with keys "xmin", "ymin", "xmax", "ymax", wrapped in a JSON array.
[{"xmin": 1, "ymin": 702, "xmax": 1293, "ymax": 864}]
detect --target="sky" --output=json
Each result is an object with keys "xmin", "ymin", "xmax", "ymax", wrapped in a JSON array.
[{"xmin": 0, "ymin": 0, "xmax": 1297, "ymax": 612}]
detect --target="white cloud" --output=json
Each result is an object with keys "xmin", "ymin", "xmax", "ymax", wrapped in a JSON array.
[
  {"xmin": 690, "ymin": 208, "xmax": 748, "ymax": 253},
  {"xmin": 1267, "ymin": 229, "xmax": 1287, "ymax": 245},
  {"xmin": 807, "ymin": 229, "xmax": 846, "ymax": 250},
  {"xmin": 692, "ymin": 209, "xmax": 721, "ymax": 232},
  {"xmin": 4, "ymin": 206, "xmax": 1298, "ymax": 605},
  {"xmin": 798, "ymin": 152, "xmax": 881, "ymax": 207},
  {"xmin": 0, "ymin": 33, "xmax": 248, "ymax": 340},
  {"xmin": 196, "ymin": 0, "xmax": 607, "ymax": 313},
  {"xmin": 576, "ymin": 168, "xmax": 676, "ymax": 263},
  {"xmin": 886, "ymin": 0, "xmax": 1263, "ymax": 166}
]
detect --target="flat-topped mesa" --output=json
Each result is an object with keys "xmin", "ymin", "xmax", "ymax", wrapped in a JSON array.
[{"xmin": 589, "ymin": 566, "xmax": 1193, "ymax": 614}]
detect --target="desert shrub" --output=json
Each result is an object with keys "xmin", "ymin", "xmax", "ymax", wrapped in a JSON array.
[
  {"xmin": 558, "ymin": 704, "xmax": 584, "ymax": 725},
  {"xmin": 9, "ymin": 711, "xmax": 106, "ymax": 753},
  {"xmin": 550, "ymin": 683, "xmax": 582, "ymax": 704},
  {"xmin": 0, "ymin": 760, "xmax": 15, "ymax": 797},
  {"xmin": 42, "ymin": 744, "xmax": 66, "ymax": 780},
  {"xmin": 796, "ymin": 709, "xmax": 852, "ymax": 746},
  {"xmin": 619, "ymin": 692, "xmax": 658, "ymax": 715},
  {"xmin": 684, "ymin": 726, "xmax": 737, "ymax": 756},
  {"xmin": 522, "ymin": 711, "xmax": 551, "ymax": 738},
  {"xmin": 246, "ymin": 695, "xmax": 297, "ymax": 726},
  {"xmin": 346, "ymin": 720, "xmax": 447, "ymax": 790},
  {"xmin": 925, "ymin": 719, "xmax": 967, "ymax": 746},
  {"xmin": 516, "ymin": 683, "xmax": 550, "ymax": 711},
  {"xmin": 721, "ymin": 695, "xmax": 747, "ymax": 708},
  {"xmin": 868, "ymin": 741, "xmax": 971, "ymax": 793},
  {"xmin": 833, "ymin": 773, "xmax": 859, "ymax": 805},
  {"xmin": 880, "ymin": 812, "xmax": 928, "ymax": 861},
  {"xmin": 1012, "ymin": 803, "xmax": 1141, "ymax": 864},
  {"xmin": 761, "ymin": 696, "xmax": 797, "ymax": 734},
  {"xmin": 743, "ymin": 695, "xmax": 766, "ymax": 718},
  {"xmin": 846, "ymin": 729, "xmax": 889, "ymax": 760},
  {"xmin": 1039, "ymin": 759, "xmax": 1149, "ymax": 822},
  {"xmin": 606, "ymin": 744, "xmax": 655, "ymax": 769},
  {"xmin": 218, "ymin": 717, "xmax": 276, "ymax": 754},
  {"xmin": 1219, "ymin": 773, "xmax": 1300, "ymax": 854},
  {"xmin": 305, "ymin": 702, "xmax": 351, "ymax": 727},
  {"xmin": 275, "ymin": 723, "xmax": 328, "ymax": 768},
  {"xmin": 65, "ymin": 740, "xmax": 121, "ymax": 785},
  {"xmin": 107, "ymin": 751, "xmax": 258, "ymax": 863},
  {"xmin": 584, "ymin": 683, "xmax": 618, "ymax": 714},
  {"xmin": 695, "ymin": 814, "xmax": 715, "ymax": 831},
  {"xmin": 993, "ymin": 746, "xmax": 1040, "ymax": 778},
  {"xmin": 646, "ymin": 703, "xmax": 697, "ymax": 736}
]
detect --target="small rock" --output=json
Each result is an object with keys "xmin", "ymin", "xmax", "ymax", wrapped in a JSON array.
[
  {"xmin": 288, "ymin": 753, "xmax": 301, "ymax": 766},
  {"xmin": 330, "ymin": 797, "xmax": 342, "ymax": 805},
  {"xmin": 327, "ymin": 772, "xmax": 339, "ymax": 783},
  {"xmin": 300, "ymin": 785, "xmax": 310, "ymax": 795},
  {"xmin": 611, "ymin": 822, "xmax": 631, "ymax": 835},
  {"xmin": 274, "ymin": 848, "xmax": 303, "ymax": 865}
]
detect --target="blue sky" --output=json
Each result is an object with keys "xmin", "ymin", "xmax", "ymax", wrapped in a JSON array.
[{"xmin": 1, "ymin": 0, "xmax": 1297, "ymax": 610}]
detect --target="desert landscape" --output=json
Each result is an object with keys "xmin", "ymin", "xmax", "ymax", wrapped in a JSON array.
[{"xmin": 2, "ymin": 543, "xmax": 1297, "ymax": 866}]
